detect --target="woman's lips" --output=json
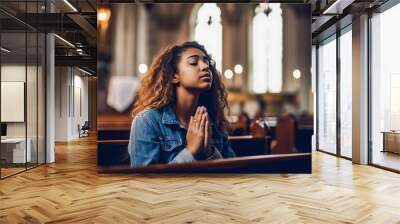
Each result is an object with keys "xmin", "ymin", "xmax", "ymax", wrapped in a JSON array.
[
  {"xmin": 200, "ymin": 76, "xmax": 212, "ymax": 82},
  {"xmin": 200, "ymin": 73, "xmax": 212, "ymax": 82}
]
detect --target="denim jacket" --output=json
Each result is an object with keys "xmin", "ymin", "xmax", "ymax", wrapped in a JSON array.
[{"xmin": 128, "ymin": 105, "xmax": 236, "ymax": 167}]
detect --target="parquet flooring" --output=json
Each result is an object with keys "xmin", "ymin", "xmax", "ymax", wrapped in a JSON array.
[
  {"xmin": 1, "ymin": 135, "xmax": 400, "ymax": 223},
  {"xmin": 1, "ymin": 167, "xmax": 26, "ymax": 178},
  {"xmin": 372, "ymin": 151, "xmax": 400, "ymax": 171}
]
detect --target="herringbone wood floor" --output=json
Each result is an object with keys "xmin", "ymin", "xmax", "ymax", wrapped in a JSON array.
[{"xmin": 1, "ymin": 135, "xmax": 400, "ymax": 223}]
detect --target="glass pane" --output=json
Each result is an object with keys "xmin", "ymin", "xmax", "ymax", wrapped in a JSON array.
[
  {"xmin": 26, "ymin": 0, "xmax": 39, "ymax": 170},
  {"xmin": 27, "ymin": 31, "xmax": 38, "ymax": 169},
  {"xmin": 1, "ymin": 30, "xmax": 27, "ymax": 177},
  {"xmin": 317, "ymin": 37, "xmax": 337, "ymax": 154},
  {"xmin": 38, "ymin": 32, "xmax": 45, "ymax": 165},
  {"xmin": 340, "ymin": 29, "xmax": 352, "ymax": 158},
  {"xmin": 371, "ymin": 4, "xmax": 400, "ymax": 171}
]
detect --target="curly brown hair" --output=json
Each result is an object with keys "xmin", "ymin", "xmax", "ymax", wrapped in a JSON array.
[{"xmin": 131, "ymin": 41, "xmax": 231, "ymax": 135}]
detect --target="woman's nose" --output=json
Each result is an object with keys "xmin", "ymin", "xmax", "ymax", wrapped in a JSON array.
[{"xmin": 199, "ymin": 60, "xmax": 209, "ymax": 71}]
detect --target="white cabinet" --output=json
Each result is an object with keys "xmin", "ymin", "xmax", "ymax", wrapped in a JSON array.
[{"xmin": 1, "ymin": 138, "xmax": 32, "ymax": 163}]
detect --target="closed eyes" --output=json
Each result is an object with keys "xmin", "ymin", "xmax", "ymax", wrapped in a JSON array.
[{"xmin": 187, "ymin": 55, "xmax": 214, "ymax": 66}]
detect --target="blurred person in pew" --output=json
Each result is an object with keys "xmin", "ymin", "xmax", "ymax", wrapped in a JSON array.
[
  {"xmin": 254, "ymin": 95, "xmax": 266, "ymax": 120},
  {"xmin": 231, "ymin": 102, "xmax": 251, "ymax": 136},
  {"xmin": 128, "ymin": 41, "xmax": 236, "ymax": 167}
]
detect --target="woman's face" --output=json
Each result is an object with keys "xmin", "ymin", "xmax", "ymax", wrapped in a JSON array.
[{"xmin": 173, "ymin": 47, "xmax": 213, "ymax": 91}]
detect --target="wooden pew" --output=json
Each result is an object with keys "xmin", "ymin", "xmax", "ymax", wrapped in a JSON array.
[
  {"xmin": 272, "ymin": 115, "xmax": 296, "ymax": 154},
  {"xmin": 296, "ymin": 115, "xmax": 313, "ymax": 153},
  {"xmin": 97, "ymin": 135, "xmax": 272, "ymax": 166},
  {"xmin": 97, "ymin": 139, "xmax": 130, "ymax": 166},
  {"xmin": 97, "ymin": 114, "xmax": 132, "ymax": 166},
  {"xmin": 98, "ymin": 153, "xmax": 311, "ymax": 173},
  {"xmin": 228, "ymin": 135, "xmax": 271, "ymax": 156}
]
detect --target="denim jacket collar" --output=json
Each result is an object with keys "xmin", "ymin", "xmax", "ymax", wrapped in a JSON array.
[{"xmin": 161, "ymin": 105, "xmax": 180, "ymax": 126}]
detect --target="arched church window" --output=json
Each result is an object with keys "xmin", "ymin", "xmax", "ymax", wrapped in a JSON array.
[
  {"xmin": 194, "ymin": 3, "xmax": 222, "ymax": 72},
  {"xmin": 251, "ymin": 3, "xmax": 283, "ymax": 93}
]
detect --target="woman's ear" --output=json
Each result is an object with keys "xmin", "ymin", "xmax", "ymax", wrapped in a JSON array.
[{"xmin": 171, "ymin": 73, "xmax": 180, "ymax": 84}]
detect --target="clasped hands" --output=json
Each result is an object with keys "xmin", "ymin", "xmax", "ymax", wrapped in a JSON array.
[{"xmin": 186, "ymin": 106, "xmax": 214, "ymax": 158}]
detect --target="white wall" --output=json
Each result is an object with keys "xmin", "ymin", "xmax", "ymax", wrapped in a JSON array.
[
  {"xmin": 71, "ymin": 73, "xmax": 89, "ymax": 138},
  {"xmin": 1, "ymin": 64, "xmax": 46, "ymax": 163},
  {"xmin": 55, "ymin": 66, "xmax": 69, "ymax": 141},
  {"xmin": 1, "ymin": 65, "xmax": 37, "ymax": 138},
  {"xmin": 55, "ymin": 67, "xmax": 89, "ymax": 141}
]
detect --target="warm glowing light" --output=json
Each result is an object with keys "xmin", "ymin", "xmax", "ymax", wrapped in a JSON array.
[
  {"xmin": 98, "ymin": 7, "xmax": 111, "ymax": 23},
  {"xmin": 138, "ymin": 64, "xmax": 148, "ymax": 74},
  {"xmin": 234, "ymin": 64, "xmax": 243, "ymax": 74},
  {"xmin": 224, "ymin": 69, "xmax": 234, "ymax": 79},
  {"xmin": 293, "ymin": 69, "xmax": 301, "ymax": 79}
]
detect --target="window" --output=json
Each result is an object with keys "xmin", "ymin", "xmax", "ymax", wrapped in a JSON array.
[
  {"xmin": 371, "ymin": 3, "xmax": 400, "ymax": 171},
  {"xmin": 339, "ymin": 28, "xmax": 352, "ymax": 158},
  {"xmin": 0, "ymin": 1, "xmax": 46, "ymax": 179},
  {"xmin": 251, "ymin": 3, "xmax": 282, "ymax": 93},
  {"xmin": 194, "ymin": 3, "xmax": 222, "ymax": 72},
  {"xmin": 317, "ymin": 37, "xmax": 337, "ymax": 154}
]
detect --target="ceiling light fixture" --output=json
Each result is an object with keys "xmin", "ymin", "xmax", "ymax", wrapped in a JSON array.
[
  {"xmin": 63, "ymin": 0, "xmax": 78, "ymax": 12},
  {"xmin": 54, "ymin": 34, "xmax": 75, "ymax": 48},
  {"xmin": 322, "ymin": 0, "xmax": 354, "ymax": 15},
  {"xmin": 1, "ymin": 47, "xmax": 11, "ymax": 53},
  {"xmin": 78, "ymin": 67, "xmax": 92, "ymax": 76}
]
